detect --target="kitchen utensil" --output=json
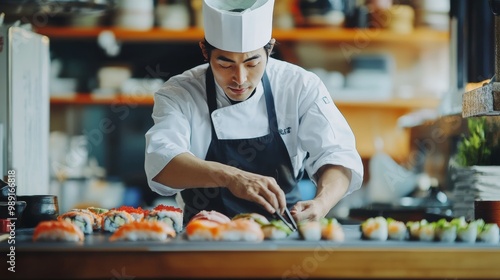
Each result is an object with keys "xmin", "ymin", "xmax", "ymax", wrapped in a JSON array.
[
  {"xmin": 274, "ymin": 208, "xmax": 298, "ymax": 232},
  {"xmin": 17, "ymin": 195, "xmax": 59, "ymax": 228}
]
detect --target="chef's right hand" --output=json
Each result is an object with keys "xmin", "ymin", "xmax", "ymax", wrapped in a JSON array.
[{"xmin": 225, "ymin": 170, "xmax": 286, "ymax": 215}]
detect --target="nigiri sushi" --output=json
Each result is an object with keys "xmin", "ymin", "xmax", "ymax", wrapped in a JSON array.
[
  {"xmin": 219, "ymin": 219, "xmax": 264, "ymax": 242},
  {"xmin": 361, "ymin": 216, "xmax": 388, "ymax": 241},
  {"xmin": 457, "ymin": 221, "xmax": 478, "ymax": 243},
  {"xmin": 262, "ymin": 220, "xmax": 292, "ymax": 240},
  {"xmin": 101, "ymin": 210, "xmax": 135, "ymax": 232},
  {"xmin": 406, "ymin": 219, "xmax": 428, "ymax": 240},
  {"xmin": 109, "ymin": 221, "xmax": 176, "ymax": 242},
  {"xmin": 321, "ymin": 218, "xmax": 345, "ymax": 241},
  {"xmin": 33, "ymin": 220, "xmax": 84, "ymax": 242},
  {"xmin": 185, "ymin": 219, "xmax": 222, "ymax": 241},
  {"xmin": 387, "ymin": 218, "xmax": 407, "ymax": 241},
  {"xmin": 418, "ymin": 222, "xmax": 436, "ymax": 241},
  {"xmin": 190, "ymin": 210, "xmax": 231, "ymax": 224},
  {"xmin": 145, "ymin": 204, "xmax": 183, "ymax": 233},
  {"xmin": 58, "ymin": 210, "xmax": 94, "ymax": 234},
  {"xmin": 298, "ymin": 220, "xmax": 322, "ymax": 241},
  {"xmin": 478, "ymin": 223, "xmax": 500, "ymax": 244},
  {"xmin": 232, "ymin": 213, "xmax": 270, "ymax": 226},
  {"xmin": 434, "ymin": 219, "xmax": 456, "ymax": 243}
]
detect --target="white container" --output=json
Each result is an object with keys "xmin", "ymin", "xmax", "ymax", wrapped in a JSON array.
[
  {"xmin": 115, "ymin": 0, "xmax": 154, "ymax": 12},
  {"xmin": 156, "ymin": 3, "xmax": 190, "ymax": 30},
  {"xmin": 113, "ymin": 0, "xmax": 154, "ymax": 30}
]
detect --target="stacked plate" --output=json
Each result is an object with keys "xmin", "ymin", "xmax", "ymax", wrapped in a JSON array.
[{"xmin": 452, "ymin": 166, "xmax": 500, "ymax": 220}]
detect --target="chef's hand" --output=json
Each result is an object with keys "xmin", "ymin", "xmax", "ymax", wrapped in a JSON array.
[
  {"xmin": 225, "ymin": 170, "xmax": 287, "ymax": 214},
  {"xmin": 290, "ymin": 200, "xmax": 328, "ymax": 222}
]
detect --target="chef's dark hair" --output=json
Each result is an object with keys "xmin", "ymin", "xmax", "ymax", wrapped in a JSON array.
[{"xmin": 202, "ymin": 38, "xmax": 275, "ymax": 60}]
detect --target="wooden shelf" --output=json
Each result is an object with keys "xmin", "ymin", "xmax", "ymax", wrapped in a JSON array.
[
  {"xmin": 50, "ymin": 94, "xmax": 439, "ymax": 109},
  {"xmin": 35, "ymin": 26, "xmax": 448, "ymax": 44}
]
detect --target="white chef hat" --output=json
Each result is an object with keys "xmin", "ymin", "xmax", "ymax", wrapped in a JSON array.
[{"xmin": 203, "ymin": 0, "xmax": 275, "ymax": 53}]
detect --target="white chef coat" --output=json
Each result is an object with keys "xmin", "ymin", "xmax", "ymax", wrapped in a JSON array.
[{"xmin": 145, "ymin": 57, "xmax": 363, "ymax": 198}]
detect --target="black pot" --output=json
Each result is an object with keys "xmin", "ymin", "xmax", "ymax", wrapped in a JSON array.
[{"xmin": 17, "ymin": 195, "xmax": 59, "ymax": 228}]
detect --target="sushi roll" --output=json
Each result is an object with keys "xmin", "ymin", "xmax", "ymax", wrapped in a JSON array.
[
  {"xmin": 112, "ymin": 206, "xmax": 148, "ymax": 221},
  {"xmin": 219, "ymin": 219, "xmax": 264, "ymax": 242},
  {"xmin": 58, "ymin": 210, "xmax": 94, "ymax": 235},
  {"xmin": 101, "ymin": 210, "xmax": 135, "ymax": 232},
  {"xmin": 298, "ymin": 220, "xmax": 322, "ymax": 241},
  {"xmin": 190, "ymin": 210, "xmax": 231, "ymax": 224},
  {"xmin": 321, "ymin": 218, "xmax": 345, "ymax": 242},
  {"xmin": 109, "ymin": 221, "xmax": 176, "ymax": 242},
  {"xmin": 145, "ymin": 204, "xmax": 183, "ymax": 233},
  {"xmin": 185, "ymin": 219, "xmax": 222, "ymax": 241},
  {"xmin": 418, "ymin": 222, "xmax": 436, "ymax": 241},
  {"xmin": 361, "ymin": 216, "xmax": 388, "ymax": 241},
  {"xmin": 406, "ymin": 219, "xmax": 428, "ymax": 240},
  {"xmin": 261, "ymin": 220, "xmax": 292, "ymax": 240},
  {"xmin": 232, "ymin": 213, "xmax": 270, "ymax": 226},
  {"xmin": 71, "ymin": 208, "xmax": 103, "ymax": 231},
  {"xmin": 434, "ymin": 219, "xmax": 456, "ymax": 243},
  {"xmin": 387, "ymin": 218, "xmax": 407, "ymax": 241},
  {"xmin": 457, "ymin": 221, "xmax": 478, "ymax": 243},
  {"xmin": 478, "ymin": 223, "xmax": 499, "ymax": 244},
  {"xmin": 87, "ymin": 206, "xmax": 109, "ymax": 215},
  {"xmin": 33, "ymin": 221, "xmax": 84, "ymax": 242}
]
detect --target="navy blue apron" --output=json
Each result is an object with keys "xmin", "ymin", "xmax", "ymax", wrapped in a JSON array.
[{"xmin": 181, "ymin": 67, "xmax": 302, "ymax": 224}]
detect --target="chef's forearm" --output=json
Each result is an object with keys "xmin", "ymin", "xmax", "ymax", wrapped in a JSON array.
[
  {"xmin": 313, "ymin": 165, "xmax": 351, "ymax": 216},
  {"xmin": 153, "ymin": 153, "xmax": 235, "ymax": 189}
]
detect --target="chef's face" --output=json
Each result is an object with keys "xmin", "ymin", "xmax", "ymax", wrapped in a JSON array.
[{"xmin": 204, "ymin": 46, "xmax": 269, "ymax": 102}]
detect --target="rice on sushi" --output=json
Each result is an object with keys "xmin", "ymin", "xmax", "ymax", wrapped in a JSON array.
[
  {"xmin": 232, "ymin": 213, "xmax": 270, "ymax": 226},
  {"xmin": 219, "ymin": 219, "xmax": 264, "ymax": 242},
  {"xmin": 102, "ymin": 210, "xmax": 135, "ymax": 232},
  {"xmin": 33, "ymin": 221, "xmax": 84, "ymax": 242},
  {"xmin": 58, "ymin": 210, "xmax": 94, "ymax": 234},
  {"xmin": 478, "ymin": 223, "xmax": 499, "ymax": 244},
  {"xmin": 185, "ymin": 219, "xmax": 222, "ymax": 241},
  {"xmin": 457, "ymin": 221, "xmax": 478, "ymax": 243},
  {"xmin": 146, "ymin": 205, "xmax": 183, "ymax": 233},
  {"xmin": 418, "ymin": 222, "xmax": 436, "ymax": 241},
  {"xmin": 298, "ymin": 220, "xmax": 322, "ymax": 241},
  {"xmin": 261, "ymin": 220, "xmax": 292, "ymax": 240},
  {"xmin": 387, "ymin": 218, "xmax": 407, "ymax": 241},
  {"xmin": 406, "ymin": 219, "xmax": 428, "ymax": 240},
  {"xmin": 361, "ymin": 217, "xmax": 388, "ymax": 241},
  {"xmin": 109, "ymin": 221, "xmax": 176, "ymax": 242},
  {"xmin": 321, "ymin": 218, "xmax": 345, "ymax": 241},
  {"xmin": 434, "ymin": 219, "xmax": 456, "ymax": 243}
]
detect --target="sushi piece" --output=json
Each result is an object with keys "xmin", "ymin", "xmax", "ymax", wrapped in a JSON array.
[
  {"xmin": 101, "ymin": 210, "xmax": 135, "ymax": 232},
  {"xmin": 406, "ymin": 219, "xmax": 428, "ymax": 240},
  {"xmin": 190, "ymin": 210, "xmax": 231, "ymax": 224},
  {"xmin": 145, "ymin": 204, "xmax": 183, "ymax": 233},
  {"xmin": 321, "ymin": 218, "xmax": 345, "ymax": 241},
  {"xmin": 261, "ymin": 220, "xmax": 292, "ymax": 240},
  {"xmin": 298, "ymin": 220, "xmax": 322, "ymax": 241},
  {"xmin": 457, "ymin": 221, "xmax": 478, "ymax": 243},
  {"xmin": 232, "ymin": 213, "xmax": 270, "ymax": 226},
  {"xmin": 361, "ymin": 216, "xmax": 388, "ymax": 241},
  {"xmin": 33, "ymin": 220, "xmax": 84, "ymax": 242},
  {"xmin": 478, "ymin": 223, "xmax": 500, "ymax": 244},
  {"xmin": 219, "ymin": 219, "xmax": 264, "ymax": 242},
  {"xmin": 71, "ymin": 208, "xmax": 103, "ymax": 231},
  {"xmin": 387, "ymin": 218, "xmax": 407, "ymax": 241},
  {"xmin": 87, "ymin": 206, "xmax": 109, "ymax": 215},
  {"xmin": 185, "ymin": 219, "xmax": 222, "ymax": 241},
  {"xmin": 109, "ymin": 221, "xmax": 176, "ymax": 242},
  {"xmin": 58, "ymin": 210, "xmax": 94, "ymax": 235},
  {"xmin": 434, "ymin": 219, "xmax": 456, "ymax": 243},
  {"xmin": 112, "ymin": 206, "xmax": 148, "ymax": 221},
  {"xmin": 418, "ymin": 222, "xmax": 436, "ymax": 241}
]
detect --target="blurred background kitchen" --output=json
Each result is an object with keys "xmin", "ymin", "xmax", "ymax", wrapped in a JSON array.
[{"xmin": 1, "ymin": 0, "xmax": 499, "ymax": 222}]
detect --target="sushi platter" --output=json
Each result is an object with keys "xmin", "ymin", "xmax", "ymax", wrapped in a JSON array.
[{"xmin": 2, "ymin": 206, "xmax": 500, "ymax": 279}]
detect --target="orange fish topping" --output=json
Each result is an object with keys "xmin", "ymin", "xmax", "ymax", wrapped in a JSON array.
[{"xmin": 153, "ymin": 204, "xmax": 183, "ymax": 213}]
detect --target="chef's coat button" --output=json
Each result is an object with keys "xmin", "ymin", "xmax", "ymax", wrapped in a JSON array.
[{"xmin": 214, "ymin": 112, "xmax": 219, "ymax": 118}]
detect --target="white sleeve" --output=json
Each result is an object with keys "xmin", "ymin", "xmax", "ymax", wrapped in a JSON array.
[
  {"xmin": 145, "ymin": 87, "xmax": 193, "ymax": 196},
  {"xmin": 298, "ymin": 79, "xmax": 364, "ymax": 197}
]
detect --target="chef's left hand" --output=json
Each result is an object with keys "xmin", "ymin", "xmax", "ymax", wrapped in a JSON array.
[{"xmin": 290, "ymin": 200, "xmax": 328, "ymax": 222}]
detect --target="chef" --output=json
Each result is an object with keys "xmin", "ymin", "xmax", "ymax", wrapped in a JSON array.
[{"xmin": 145, "ymin": 0, "xmax": 363, "ymax": 224}]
